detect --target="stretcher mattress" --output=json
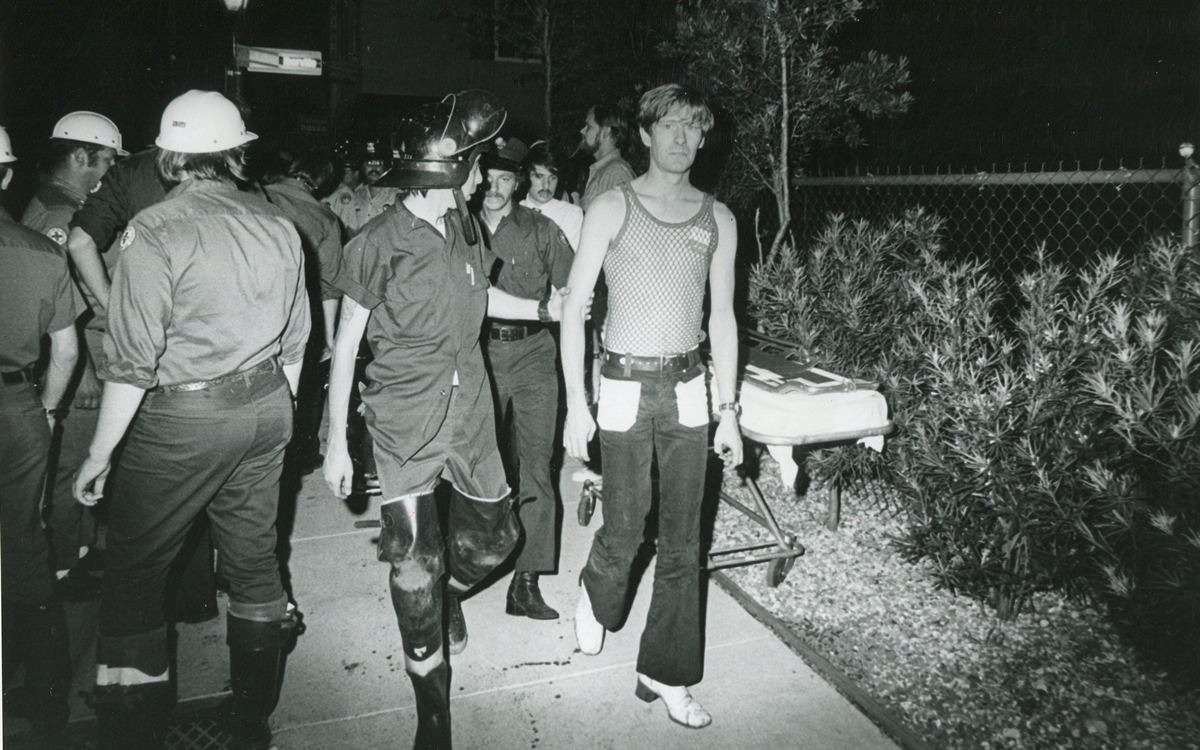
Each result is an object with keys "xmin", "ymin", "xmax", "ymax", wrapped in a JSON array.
[{"xmin": 735, "ymin": 345, "xmax": 890, "ymax": 451}]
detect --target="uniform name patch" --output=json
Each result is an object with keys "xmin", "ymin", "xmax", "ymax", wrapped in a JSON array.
[{"xmin": 120, "ymin": 226, "xmax": 136, "ymax": 249}]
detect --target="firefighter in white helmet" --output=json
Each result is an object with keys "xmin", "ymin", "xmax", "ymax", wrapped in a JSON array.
[
  {"xmin": 73, "ymin": 91, "xmax": 309, "ymax": 750},
  {"xmin": 21, "ymin": 111, "xmax": 127, "ymax": 604}
]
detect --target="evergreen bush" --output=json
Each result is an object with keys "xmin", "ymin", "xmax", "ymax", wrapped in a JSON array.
[{"xmin": 747, "ymin": 211, "xmax": 1200, "ymax": 679}]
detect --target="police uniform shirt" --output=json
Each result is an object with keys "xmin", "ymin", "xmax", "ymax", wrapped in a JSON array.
[
  {"xmin": 263, "ymin": 178, "xmax": 345, "ymax": 302},
  {"xmin": 324, "ymin": 183, "xmax": 400, "ymax": 236},
  {"xmin": 484, "ymin": 204, "xmax": 575, "ymax": 304},
  {"xmin": 0, "ymin": 208, "xmax": 77, "ymax": 372},
  {"xmin": 331, "ymin": 201, "xmax": 492, "ymax": 459},
  {"xmin": 99, "ymin": 179, "xmax": 310, "ymax": 390},
  {"xmin": 519, "ymin": 197, "xmax": 583, "ymax": 250},
  {"xmin": 68, "ymin": 149, "xmax": 167, "ymax": 329}
]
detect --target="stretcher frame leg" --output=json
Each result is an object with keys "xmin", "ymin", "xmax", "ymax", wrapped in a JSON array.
[{"xmin": 708, "ymin": 474, "xmax": 805, "ymax": 588}]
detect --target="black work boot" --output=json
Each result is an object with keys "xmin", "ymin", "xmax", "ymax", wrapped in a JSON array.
[
  {"xmin": 93, "ymin": 682, "xmax": 174, "ymax": 750},
  {"xmin": 505, "ymin": 573, "xmax": 560, "ymax": 620},
  {"xmin": 407, "ymin": 661, "xmax": 451, "ymax": 750}
]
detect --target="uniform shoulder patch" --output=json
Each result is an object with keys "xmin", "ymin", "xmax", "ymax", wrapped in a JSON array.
[
  {"xmin": 46, "ymin": 227, "xmax": 68, "ymax": 245},
  {"xmin": 120, "ymin": 226, "xmax": 136, "ymax": 249}
]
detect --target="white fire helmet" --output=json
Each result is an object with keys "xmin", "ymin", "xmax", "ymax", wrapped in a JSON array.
[
  {"xmin": 52, "ymin": 112, "xmax": 129, "ymax": 156},
  {"xmin": 0, "ymin": 126, "xmax": 16, "ymax": 163},
  {"xmin": 154, "ymin": 90, "xmax": 258, "ymax": 154}
]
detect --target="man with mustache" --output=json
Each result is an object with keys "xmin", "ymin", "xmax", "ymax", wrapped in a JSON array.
[
  {"xmin": 323, "ymin": 139, "xmax": 400, "ymax": 236},
  {"xmin": 519, "ymin": 141, "xmax": 583, "ymax": 249},
  {"xmin": 478, "ymin": 137, "xmax": 575, "ymax": 621}
]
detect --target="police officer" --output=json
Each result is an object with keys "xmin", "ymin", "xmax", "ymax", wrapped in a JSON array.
[
  {"xmin": 323, "ymin": 139, "xmax": 400, "ymax": 236},
  {"xmin": 477, "ymin": 137, "xmax": 575, "ymax": 621},
  {"xmin": 73, "ymin": 91, "xmax": 310, "ymax": 750},
  {"xmin": 22, "ymin": 111, "xmax": 127, "ymax": 601},
  {"xmin": 324, "ymin": 91, "xmax": 568, "ymax": 750},
  {"xmin": 261, "ymin": 149, "xmax": 345, "ymax": 472},
  {"xmin": 0, "ymin": 125, "xmax": 79, "ymax": 736}
]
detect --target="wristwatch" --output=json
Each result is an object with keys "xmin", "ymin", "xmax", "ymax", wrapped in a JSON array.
[{"xmin": 718, "ymin": 401, "xmax": 741, "ymax": 418}]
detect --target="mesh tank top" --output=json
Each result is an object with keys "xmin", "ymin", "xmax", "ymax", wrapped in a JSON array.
[{"xmin": 603, "ymin": 184, "xmax": 718, "ymax": 355}]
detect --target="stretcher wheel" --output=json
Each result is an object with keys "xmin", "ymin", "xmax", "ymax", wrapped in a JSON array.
[
  {"xmin": 766, "ymin": 555, "xmax": 795, "ymax": 587},
  {"xmin": 578, "ymin": 481, "xmax": 600, "ymax": 526}
]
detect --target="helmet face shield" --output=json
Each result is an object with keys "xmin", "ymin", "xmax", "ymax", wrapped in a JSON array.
[{"xmin": 375, "ymin": 90, "xmax": 506, "ymax": 190}]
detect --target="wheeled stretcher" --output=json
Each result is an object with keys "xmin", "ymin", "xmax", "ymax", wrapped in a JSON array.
[{"xmin": 579, "ymin": 330, "xmax": 893, "ymax": 587}]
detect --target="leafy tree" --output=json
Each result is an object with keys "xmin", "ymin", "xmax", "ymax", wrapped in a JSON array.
[{"xmin": 666, "ymin": 0, "xmax": 913, "ymax": 261}]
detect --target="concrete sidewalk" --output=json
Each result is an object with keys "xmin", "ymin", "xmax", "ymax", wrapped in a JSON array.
[{"xmin": 30, "ymin": 454, "xmax": 899, "ymax": 750}]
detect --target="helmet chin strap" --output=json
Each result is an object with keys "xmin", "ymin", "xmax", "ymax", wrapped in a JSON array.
[{"xmin": 454, "ymin": 188, "xmax": 477, "ymax": 245}]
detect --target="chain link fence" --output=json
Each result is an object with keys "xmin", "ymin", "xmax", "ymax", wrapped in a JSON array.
[{"xmin": 793, "ymin": 161, "xmax": 1200, "ymax": 286}]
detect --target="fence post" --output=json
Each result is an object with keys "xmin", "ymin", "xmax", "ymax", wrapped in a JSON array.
[{"xmin": 1181, "ymin": 142, "xmax": 1199, "ymax": 249}]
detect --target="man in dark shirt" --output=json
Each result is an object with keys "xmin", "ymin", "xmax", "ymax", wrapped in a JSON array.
[
  {"xmin": 0, "ymin": 126, "xmax": 79, "ymax": 735},
  {"xmin": 22, "ymin": 111, "xmax": 126, "ymax": 601},
  {"xmin": 478, "ymin": 137, "xmax": 575, "ymax": 621},
  {"xmin": 262, "ymin": 149, "xmax": 344, "ymax": 472},
  {"xmin": 324, "ymin": 91, "xmax": 568, "ymax": 750}
]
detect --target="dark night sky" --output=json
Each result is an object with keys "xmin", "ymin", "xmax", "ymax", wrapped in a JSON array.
[
  {"xmin": 826, "ymin": 0, "xmax": 1199, "ymax": 170},
  {"xmin": 1, "ymin": 0, "xmax": 1197, "ymax": 205}
]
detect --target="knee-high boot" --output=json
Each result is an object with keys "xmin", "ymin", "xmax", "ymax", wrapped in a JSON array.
[
  {"xmin": 222, "ymin": 608, "xmax": 301, "ymax": 750},
  {"xmin": 407, "ymin": 661, "xmax": 451, "ymax": 750},
  {"xmin": 93, "ymin": 682, "xmax": 174, "ymax": 750}
]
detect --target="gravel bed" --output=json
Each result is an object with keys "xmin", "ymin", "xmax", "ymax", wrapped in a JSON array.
[{"xmin": 711, "ymin": 456, "xmax": 1200, "ymax": 750}]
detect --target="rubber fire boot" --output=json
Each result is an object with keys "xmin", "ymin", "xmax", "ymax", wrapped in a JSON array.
[
  {"xmin": 223, "ymin": 646, "xmax": 282, "ymax": 750},
  {"xmin": 222, "ymin": 610, "xmax": 299, "ymax": 750},
  {"xmin": 505, "ymin": 573, "xmax": 559, "ymax": 620},
  {"xmin": 93, "ymin": 682, "xmax": 174, "ymax": 750},
  {"xmin": 407, "ymin": 661, "xmax": 451, "ymax": 750}
]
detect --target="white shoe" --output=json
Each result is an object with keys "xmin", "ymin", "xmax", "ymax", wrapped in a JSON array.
[
  {"xmin": 635, "ymin": 674, "xmax": 712, "ymax": 729},
  {"xmin": 571, "ymin": 467, "xmax": 602, "ymax": 484},
  {"xmin": 574, "ymin": 584, "xmax": 605, "ymax": 655}
]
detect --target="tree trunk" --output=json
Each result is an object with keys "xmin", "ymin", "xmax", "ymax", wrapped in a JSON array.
[
  {"xmin": 767, "ymin": 2, "xmax": 791, "ymax": 264},
  {"xmin": 542, "ymin": 2, "xmax": 552, "ymax": 132}
]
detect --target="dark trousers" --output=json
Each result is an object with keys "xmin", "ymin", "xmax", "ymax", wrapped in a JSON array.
[
  {"xmin": 290, "ymin": 342, "xmax": 329, "ymax": 463},
  {"xmin": 582, "ymin": 363, "xmax": 709, "ymax": 686},
  {"xmin": 45, "ymin": 404, "xmax": 99, "ymax": 570},
  {"xmin": 98, "ymin": 367, "xmax": 291, "ymax": 673},
  {"xmin": 487, "ymin": 330, "xmax": 560, "ymax": 573},
  {"xmin": 1, "ymin": 382, "xmax": 54, "ymax": 606}
]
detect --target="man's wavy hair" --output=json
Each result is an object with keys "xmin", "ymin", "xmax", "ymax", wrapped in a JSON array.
[
  {"xmin": 590, "ymin": 102, "xmax": 629, "ymax": 153},
  {"xmin": 637, "ymin": 84, "xmax": 714, "ymax": 135},
  {"xmin": 156, "ymin": 146, "xmax": 249, "ymax": 188}
]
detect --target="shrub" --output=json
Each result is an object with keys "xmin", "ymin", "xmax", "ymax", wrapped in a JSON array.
[{"xmin": 747, "ymin": 211, "xmax": 1200, "ymax": 679}]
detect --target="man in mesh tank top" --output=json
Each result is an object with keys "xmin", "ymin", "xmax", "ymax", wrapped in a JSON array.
[{"xmin": 561, "ymin": 83, "xmax": 743, "ymax": 729}]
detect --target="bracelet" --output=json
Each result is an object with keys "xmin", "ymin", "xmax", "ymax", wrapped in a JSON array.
[
  {"xmin": 717, "ymin": 401, "xmax": 741, "ymax": 417},
  {"xmin": 537, "ymin": 296, "xmax": 552, "ymax": 323}
]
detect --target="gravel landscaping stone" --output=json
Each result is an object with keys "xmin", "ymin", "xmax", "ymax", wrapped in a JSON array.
[{"xmin": 712, "ymin": 454, "xmax": 1200, "ymax": 750}]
